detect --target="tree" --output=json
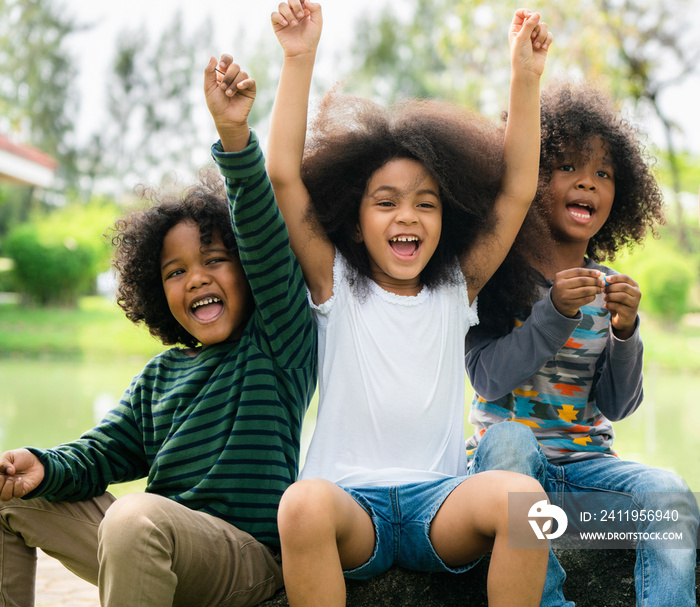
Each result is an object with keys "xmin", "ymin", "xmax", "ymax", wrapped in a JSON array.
[
  {"xmin": 95, "ymin": 13, "xmax": 212, "ymax": 196},
  {"xmin": 0, "ymin": 0, "xmax": 81, "ymax": 182},
  {"xmin": 348, "ymin": 0, "xmax": 700, "ymax": 242},
  {"xmin": 595, "ymin": 0, "xmax": 700, "ymax": 250}
]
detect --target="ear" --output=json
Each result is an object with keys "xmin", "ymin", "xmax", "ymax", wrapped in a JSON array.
[{"xmin": 353, "ymin": 223, "xmax": 363, "ymax": 243}]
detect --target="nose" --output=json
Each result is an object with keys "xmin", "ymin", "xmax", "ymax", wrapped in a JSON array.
[
  {"xmin": 396, "ymin": 204, "xmax": 418, "ymax": 225},
  {"xmin": 187, "ymin": 265, "xmax": 211, "ymax": 290},
  {"xmin": 575, "ymin": 169, "xmax": 596, "ymax": 191}
]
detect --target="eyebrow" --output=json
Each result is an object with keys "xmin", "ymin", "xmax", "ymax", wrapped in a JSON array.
[{"xmin": 368, "ymin": 185, "xmax": 440, "ymax": 199}]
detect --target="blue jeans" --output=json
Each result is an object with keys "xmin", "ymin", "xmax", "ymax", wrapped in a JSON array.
[
  {"xmin": 341, "ymin": 477, "xmax": 482, "ymax": 579},
  {"xmin": 470, "ymin": 422, "xmax": 699, "ymax": 607}
]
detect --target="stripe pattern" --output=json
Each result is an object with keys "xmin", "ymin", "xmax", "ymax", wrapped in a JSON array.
[{"xmin": 28, "ymin": 132, "xmax": 317, "ymax": 546}]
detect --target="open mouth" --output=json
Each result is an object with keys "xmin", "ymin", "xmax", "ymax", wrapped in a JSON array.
[
  {"xmin": 191, "ymin": 296, "xmax": 224, "ymax": 321},
  {"xmin": 566, "ymin": 203, "xmax": 594, "ymax": 222},
  {"xmin": 389, "ymin": 236, "xmax": 420, "ymax": 257}
]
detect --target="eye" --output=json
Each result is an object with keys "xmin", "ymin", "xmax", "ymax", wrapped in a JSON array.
[
  {"xmin": 596, "ymin": 170, "xmax": 612, "ymax": 179},
  {"xmin": 557, "ymin": 164, "xmax": 575, "ymax": 172},
  {"xmin": 377, "ymin": 200, "xmax": 395, "ymax": 207},
  {"xmin": 206, "ymin": 257, "xmax": 229, "ymax": 265},
  {"xmin": 164, "ymin": 268, "xmax": 184, "ymax": 280},
  {"xmin": 417, "ymin": 201, "xmax": 437, "ymax": 209}
]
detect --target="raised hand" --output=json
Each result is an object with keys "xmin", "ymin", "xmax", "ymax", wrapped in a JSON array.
[
  {"xmin": 509, "ymin": 9, "xmax": 553, "ymax": 77},
  {"xmin": 551, "ymin": 267, "xmax": 604, "ymax": 318},
  {"xmin": 271, "ymin": 1, "xmax": 323, "ymax": 57},
  {"xmin": 204, "ymin": 55, "xmax": 256, "ymax": 153},
  {"xmin": 0, "ymin": 448, "xmax": 45, "ymax": 500},
  {"xmin": 603, "ymin": 274, "xmax": 641, "ymax": 340}
]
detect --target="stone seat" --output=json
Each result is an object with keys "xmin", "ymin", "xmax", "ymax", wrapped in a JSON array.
[{"xmin": 261, "ymin": 549, "xmax": 700, "ymax": 606}]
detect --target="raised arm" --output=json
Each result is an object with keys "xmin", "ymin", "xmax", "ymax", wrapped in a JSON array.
[
  {"xmin": 461, "ymin": 9, "xmax": 552, "ymax": 303},
  {"xmin": 268, "ymin": 0, "xmax": 335, "ymax": 305},
  {"xmin": 204, "ymin": 55, "xmax": 256, "ymax": 152},
  {"xmin": 205, "ymin": 56, "xmax": 315, "ymax": 368}
]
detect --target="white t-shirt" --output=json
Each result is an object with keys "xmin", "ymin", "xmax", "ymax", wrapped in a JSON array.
[{"xmin": 300, "ymin": 253, "xmax": 479, "ymax": 487}]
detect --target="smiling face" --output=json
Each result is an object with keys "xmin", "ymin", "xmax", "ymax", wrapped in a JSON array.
[
  {"xmin": 547, "ymin": 136, "xmax": 616, "ymax": 250},
  {"xmin": 356, "ymin": 158, "xmax": 442, "ymax": 296},
  {"xmin": 160, "ymin": 220, "xmax": 253, "ymax": 351}
]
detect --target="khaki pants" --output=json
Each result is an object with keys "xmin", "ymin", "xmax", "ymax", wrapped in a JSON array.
[{"xmin": 0, "ymin": 492, "xmax": 283, "ymax": 607}]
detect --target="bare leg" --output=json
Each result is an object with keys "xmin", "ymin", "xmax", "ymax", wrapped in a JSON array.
[
  {"xmin": 277, "ymin": 479, "xmax": 375, "ymax": 607},
  {"xmin": 430, "ymin": 470, "xmax": 548, "ymax": 607}
]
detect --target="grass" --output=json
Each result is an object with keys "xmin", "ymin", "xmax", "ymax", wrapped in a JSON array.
[
  {"xmin": 637, "ymin": 313, "xmax": 700, "ymax": 371},
  {"xmin": 0, "ymin": 296, "xmax": 165, "ymax": 361}
]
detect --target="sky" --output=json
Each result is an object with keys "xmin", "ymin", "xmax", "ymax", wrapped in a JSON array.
[{"xmin": 63, "ymin": 0, "xmax": 700, "ymax": 185}]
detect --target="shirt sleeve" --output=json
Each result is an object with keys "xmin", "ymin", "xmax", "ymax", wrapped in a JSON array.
[
  {"xmin": 591, "ymin": 316, "xmax": 644, "ymax": 421},
  {"xmin": 211, "ymin": 131, "xmax": 315, "ymax": 370},
  {"xmin": 465, "ymin": 290, "xmax": 581, "ymax": 400}
]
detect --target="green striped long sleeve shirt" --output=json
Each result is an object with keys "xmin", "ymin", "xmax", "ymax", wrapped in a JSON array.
[{"xmin": 26, "ymin": 132, "xmax": 317, "ymax": 546}]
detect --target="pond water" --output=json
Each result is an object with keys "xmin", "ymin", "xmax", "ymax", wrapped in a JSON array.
[{"xmin": 1, "ymin": 358, "xmax": 698, "ymax": 492}]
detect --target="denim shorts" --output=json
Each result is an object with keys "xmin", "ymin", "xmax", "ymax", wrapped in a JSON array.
[{"xmin": 341, "ymin": 476, "xmax": 482, "ymax": 580}]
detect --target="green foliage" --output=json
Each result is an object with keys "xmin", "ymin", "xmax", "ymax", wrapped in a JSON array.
[
  {"xmin": 0, "ymin": 295, "xmax": 165, "ymax": 360},
  {"xmin": 2, "ymin": 201, "xmax": 118, "ymax": 306},
  {"xmin": 4, "ymin": 223, "xmax": 95, "ymax": 306},
  {"xmin": 656, "ymin": 151, "xmax": 700, "ymax": 195},
  {"xmin": 614, "ymin": 234, "xmax": 698, "ymax": 322}
]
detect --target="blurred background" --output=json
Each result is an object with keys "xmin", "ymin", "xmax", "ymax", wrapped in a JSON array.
[{"xmin": 1, "ymin": 0, "xmax": 699, "ymax": 498}]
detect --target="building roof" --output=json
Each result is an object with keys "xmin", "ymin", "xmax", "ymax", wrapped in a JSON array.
[{"xmin": 0, "ymin": 133, "xmax": 58, "ymax": 188}]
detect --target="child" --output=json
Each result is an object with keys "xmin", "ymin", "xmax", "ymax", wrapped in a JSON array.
[
  {"xmin": 250, "ymin": 1, "xmax": 553, "ymax": 604},
  {"xmin": 465, "ymin": 82, "xmax": 699, "ymax": 607},
  {"xmin": 0, "ymin": 58, "xmax": 316, "ymax": 607}
]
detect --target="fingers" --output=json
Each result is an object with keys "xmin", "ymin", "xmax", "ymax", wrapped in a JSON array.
[
  {"xmin": 273, "ymin": 1, "xmax": 309, "ymax": 28},
  {"xmin": 236, "ymin": 76, "xmax": 257, "ymax": 98},
  {"xmin": 0, "ymin": 454, "xmax": 19, "ymax": 501},
  {"xmin": 512, "ymin": 9, "xmax": 552, "ymax": 51},
  {"xmin": 603, "ymin": 274, "xmax": 641, "ymax": 310},
  {"xmin": 215, "ymin": 58, "xmax": 252, "ymax": 97},
  {"xmin": 0, "ymin": 474, "xmax": 19, "ymax": 501},
  {"xmin": 530, "ymin": 20, "xmax": 552, "ymax": 51},
  {"xmin": 551, "ymin": 268, "xmax": 604, "ymax": 317}
]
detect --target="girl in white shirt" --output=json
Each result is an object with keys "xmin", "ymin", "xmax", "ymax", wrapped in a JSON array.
[{"xmin": 226, "ymin": 1, "xmax": 554, "ymax": 605}]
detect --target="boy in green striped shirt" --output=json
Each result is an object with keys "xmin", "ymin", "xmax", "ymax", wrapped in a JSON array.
[{"xmin": 0, "ymin": 57, "xmax": 316, "ymax": 607}]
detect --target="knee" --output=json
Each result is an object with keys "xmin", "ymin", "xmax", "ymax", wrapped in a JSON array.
[
  {"xmin": 99, "ymin": 493, "xmax": 174, "ymax": 550},
  {"xmin": 478, "ymin": 470, "xmax": 546, "ymax": 512},
  {"xmin": 278, "ymin": 480, "xmax": 338, "ymax": 544},
  {"xmin": 474, "ymin": 423, "xmax": 544, "ymax": 478},
  {"xmin": 642, "ymin": 469, "xmax": 692, "ymax": 494},
  {"xmin": 634, "ymin": 468, "xmax": 698, "ymax": 526},
  {"xmin": 502, "ymin": 470, "xmax": 546, "ymax": 497}
]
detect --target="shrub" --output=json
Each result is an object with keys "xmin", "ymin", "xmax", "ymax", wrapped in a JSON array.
[
  {"xmin": 636, "ymin": 255, "xmax": 695, "ymax": 322},
  {"xmin": 2, "ymin": 201, "xmax": 118, "ymax": 307},
  {"xmin": 4, "ymin": 224, "xmax": 96, "ymax": 306},
  {"xmin": 616, "ymin": 236, "xmax": 697, "ymax": 323}
]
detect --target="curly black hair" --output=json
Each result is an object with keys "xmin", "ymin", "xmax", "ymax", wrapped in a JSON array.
[
  {"xmin": 538, "ymin": 81, "xmax": 665, "ymax": 261},
  {"xmin": 109, "ymin": 170, "xmax": 240, "ymax": 348},
  {"xmin": 301, "ymin": 92, "xmax": 506, "ymax": 290},
  {"xmin": 472, "ymin": 81, "xmax": 666, "ymax": 338}
]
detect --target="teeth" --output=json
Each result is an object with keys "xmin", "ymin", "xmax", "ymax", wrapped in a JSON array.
[
  {"xmin": 191, "ymin": 296, "xmax": 221, "ymax": 310},
  {"xmin": 390, "ymin": 236, "xmax": 419, "ymax": 242}
]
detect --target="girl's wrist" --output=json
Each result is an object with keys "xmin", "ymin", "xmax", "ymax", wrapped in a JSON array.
[{"xmin": 283, "ymin": 50, "xmax": 318, "ymax": 66}]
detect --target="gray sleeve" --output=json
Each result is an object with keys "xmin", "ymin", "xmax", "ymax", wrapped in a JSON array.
[
  {"xmin": 465, "ymin": 291, "xmax": 581, "ymax": 400},
  {"xmin": 592, "ymin": 316, "xmax": 644, "ymax": 421}
]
